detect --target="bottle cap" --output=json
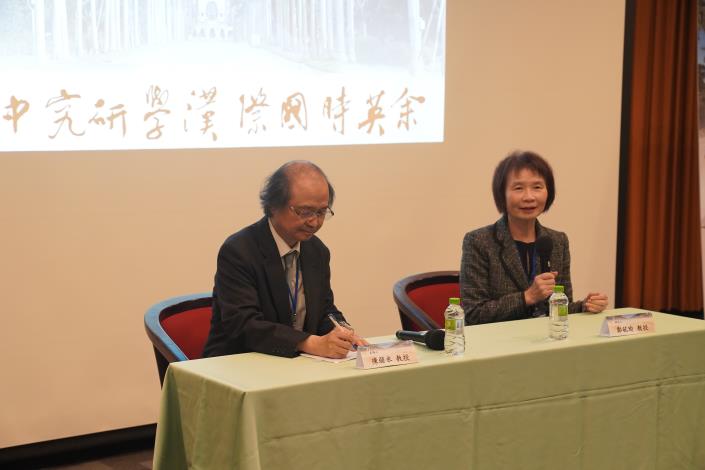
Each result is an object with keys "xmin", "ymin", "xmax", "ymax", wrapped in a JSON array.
[
  {"xmin": 449, "ymin": 297, "xmax": 460, "ymax": 305},
  {"xmin": 553, "ymin": 285, "xmax": 565, "ymax": 293}
]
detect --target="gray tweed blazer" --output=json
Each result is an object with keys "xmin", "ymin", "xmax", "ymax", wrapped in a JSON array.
[{"xmin": 460, "ymin": 216, "xmax": 583, "ymax": 325}]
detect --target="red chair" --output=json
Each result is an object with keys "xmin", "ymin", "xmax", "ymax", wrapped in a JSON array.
[
  {"xmin": 144, "ymin": 293, "xmax": 212, "ymax": 386},
  {"xmin": 393, "ymin": 271, "xmax": 460, "ymax": 331}
]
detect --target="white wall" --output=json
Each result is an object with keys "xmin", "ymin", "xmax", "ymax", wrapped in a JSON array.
[{"xmin": 0, "ymin": 0, "xmax": 625, "ymax": 447}]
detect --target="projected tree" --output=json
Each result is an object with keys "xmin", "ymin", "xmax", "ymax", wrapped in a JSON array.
[{"xmin": 6, "ymin": 0, "xmax": 444, "ymax": 72}]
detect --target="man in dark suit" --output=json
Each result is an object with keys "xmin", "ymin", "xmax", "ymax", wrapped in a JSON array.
[{"xmin": 203, "ymin": 161, "xmax": 365, "ymax": 359}]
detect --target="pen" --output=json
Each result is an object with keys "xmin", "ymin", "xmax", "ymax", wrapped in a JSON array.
[
  {"xmin": 328, "ymin": 314, "xmax": 357, "ymax": 349},
  {"xmin": 328, "ymin": 313, "xmax": 353, "ymax": 332}
]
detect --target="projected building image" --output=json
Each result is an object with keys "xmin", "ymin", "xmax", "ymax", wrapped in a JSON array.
[{"xmin": 0, "ymin": 0, "xmax": 446, "ymax": 151}]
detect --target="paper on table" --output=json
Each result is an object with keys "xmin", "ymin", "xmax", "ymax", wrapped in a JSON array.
[{"xmin": 300, "ymin": 351, "xmax": 357, "ymax": 363}]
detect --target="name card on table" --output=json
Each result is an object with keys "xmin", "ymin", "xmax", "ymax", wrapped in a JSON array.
[
  {"xmin": 599, "ymin": 312, "xmax": 655, "ymax": 337},
  {"xmin": 355, "ymin": 340, "xmax": 418, "ymax": 369}
]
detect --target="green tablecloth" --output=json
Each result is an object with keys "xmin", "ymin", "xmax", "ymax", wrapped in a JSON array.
[{"xmin": 153, "ymin": 309, "xmax": 705, "ymax": 469}]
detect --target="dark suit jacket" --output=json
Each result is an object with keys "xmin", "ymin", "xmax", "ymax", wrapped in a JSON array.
[
  {"xmin": 460, "ymin": 216, "xmax": 583, "ymax": 325},
  {"xmin": 203, "ymin": 217, "xmax": 342, "ymax": 358}
]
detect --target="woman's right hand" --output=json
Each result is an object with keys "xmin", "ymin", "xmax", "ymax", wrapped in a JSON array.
[{"xmin": 524, "ymin": 271, "xmax": 557, "ymax": 305}]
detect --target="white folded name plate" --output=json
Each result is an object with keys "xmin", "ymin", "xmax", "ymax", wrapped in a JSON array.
[
  {"xmin": 356, "ymin": 340, "xmax": 419, "ymax": 369},
  {"xmin": 599, "ymin": 311, "xmax": 655, "ymax": 337}
]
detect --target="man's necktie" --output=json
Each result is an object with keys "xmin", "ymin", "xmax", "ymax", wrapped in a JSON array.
[{"xmin": 284, "ymin": 250, "xmax": 300, "ymax": 323}]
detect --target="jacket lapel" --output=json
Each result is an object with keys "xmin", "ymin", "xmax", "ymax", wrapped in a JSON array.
[
  {"xmin": 257, "ymin": 217, "xmax": 294, "ymax": 326},
  {"xmin": 493, "ymin": 217, "xmax": 529, "ymax": 291}
]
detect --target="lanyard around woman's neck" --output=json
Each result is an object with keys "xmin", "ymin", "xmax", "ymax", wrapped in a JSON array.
[{"xmin": 515, "ymin": 240, "xmax": 537, "ymax": 282}]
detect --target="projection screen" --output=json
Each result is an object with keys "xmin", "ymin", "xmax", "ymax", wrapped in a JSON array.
[{"xmin": 1, "ymin": 0, "xmax": 445, "ymax": 151}]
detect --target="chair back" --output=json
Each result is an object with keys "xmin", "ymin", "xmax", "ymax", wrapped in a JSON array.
[
  {"xmin": 144, "ymin": 293, "xmax": 213, "ymax": 386},
  {"xmin": 393, "ymin": 271, "xmax": 460, "ymax": 331}
]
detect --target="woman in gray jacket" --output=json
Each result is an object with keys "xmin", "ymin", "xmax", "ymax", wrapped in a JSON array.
[{"xmin": 460, "ymin": 150, "xmax": 608, "ymax": 325}]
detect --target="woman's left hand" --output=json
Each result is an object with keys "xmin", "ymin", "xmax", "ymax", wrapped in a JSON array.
[{"xmin": 583, "ymin": 292, "xmax": 608, "ymax": 313}]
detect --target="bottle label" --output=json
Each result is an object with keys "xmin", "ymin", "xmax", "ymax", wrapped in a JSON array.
[
  {"xmin": 557, "ymin": 305, "xmax": 568, "ymax": 317},
  {"xmin": 445, "ymin": 318, "xmax": 462, "ymax": 331}
]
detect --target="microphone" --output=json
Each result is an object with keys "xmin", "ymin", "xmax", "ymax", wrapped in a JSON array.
[
  {"xmin": 535, "ymin": 235, "xmax": 553, "ymax": 273},
  {"xmin": 395, "ymin": 329, "xmax": 445, "ymax": 351}
]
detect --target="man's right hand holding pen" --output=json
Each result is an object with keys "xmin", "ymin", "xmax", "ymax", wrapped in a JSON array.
[{"xmin": 297, "ymin": 314, "xmax": 368, "ymax": 359}]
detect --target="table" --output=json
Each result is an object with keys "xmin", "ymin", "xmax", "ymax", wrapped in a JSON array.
[{"xmin": 153, "ymin": 309, "xmax": 705, "ymax": 469}]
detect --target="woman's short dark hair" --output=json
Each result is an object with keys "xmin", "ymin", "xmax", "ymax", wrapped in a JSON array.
[
  {"xmin": 491, "ymin": 150, "xmax": 555, "ymax": 214},
  {"xmin": 260, "ymin": 161, "xmax": 336, "ymax": 217}
]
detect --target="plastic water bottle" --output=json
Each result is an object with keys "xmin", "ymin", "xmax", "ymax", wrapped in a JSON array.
[
  {"xmin": 444, "ymin": 297, "xmax": 465, "ymax": 355},
  {"xmin": 548, "ymin": 285, "xmax": 569, "ymax": 340}
]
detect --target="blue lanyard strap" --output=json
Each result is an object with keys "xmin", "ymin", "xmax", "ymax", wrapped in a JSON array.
[
  {"xmin": 529, "ymin": 248, "xmax": 537, "ymax": 281},
  {"xmin": 516, "ymin": 241, "xmax": 537, "ymax": 282}
]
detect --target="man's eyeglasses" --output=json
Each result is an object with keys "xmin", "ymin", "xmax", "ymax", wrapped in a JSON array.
[{"xmin": 289, "ymin": 206, "xmax": 335, "ymax": 220}]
